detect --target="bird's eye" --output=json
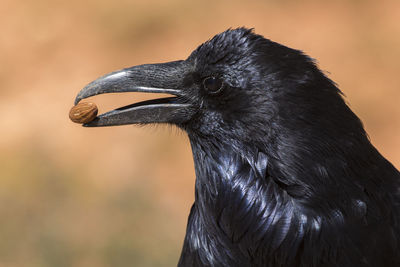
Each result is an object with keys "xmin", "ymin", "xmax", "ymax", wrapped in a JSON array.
[{"xmin": 203, "ymin": 76, "xmax": 224, "ymax": 94}]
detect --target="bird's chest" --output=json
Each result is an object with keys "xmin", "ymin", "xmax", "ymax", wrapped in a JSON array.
[
  {"xmin": 188, "ymin": 151, "xmax": 293, "ymax": 265},
  {"xmin": 194, "ymin": 151, "xmax": 262, "ymax": 230}
]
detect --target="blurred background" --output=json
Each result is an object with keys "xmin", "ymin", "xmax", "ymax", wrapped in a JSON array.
[{"xmin": 0, "ymin": 0, "xmax": 399, "ymax": 266}]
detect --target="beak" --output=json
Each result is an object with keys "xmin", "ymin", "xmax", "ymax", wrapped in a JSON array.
[{"xmin": 75, "ymin": 60, "xmax": 194, "ymax": 127}]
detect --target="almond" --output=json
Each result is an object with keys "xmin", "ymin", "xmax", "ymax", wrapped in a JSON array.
[{"xmin": 69, "ymin": 102, "xmax": 98, "ymax": 124}]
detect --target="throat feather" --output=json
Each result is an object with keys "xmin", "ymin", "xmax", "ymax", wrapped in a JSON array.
[{"xmin": 189, "ymin": 141, "xmax": 301, "ymax": 260}]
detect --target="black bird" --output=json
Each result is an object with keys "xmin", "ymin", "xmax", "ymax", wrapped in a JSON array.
[{"xmin": 75, "ymin": 28, "xmax": 400, "ymax": 266}]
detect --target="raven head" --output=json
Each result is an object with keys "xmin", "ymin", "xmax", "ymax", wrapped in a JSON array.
[{"xmin": 77, "ymin": 29, "xmax": 347, "ymax": 145}]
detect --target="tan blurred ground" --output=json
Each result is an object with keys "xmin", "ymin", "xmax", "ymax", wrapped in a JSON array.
[{"xmin": 0, "ymin": 0, "xmax": 399, "ymax": 266}]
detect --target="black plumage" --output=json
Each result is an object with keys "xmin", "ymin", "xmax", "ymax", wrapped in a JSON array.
[{"xmin": 76, "ymin": 28, "xmax": 400, "ymax": 267}]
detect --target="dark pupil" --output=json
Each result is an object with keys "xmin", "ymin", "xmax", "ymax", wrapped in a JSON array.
[{"xmin": 204, "ymin": 77, "xmax": 223, "ymax": 93}]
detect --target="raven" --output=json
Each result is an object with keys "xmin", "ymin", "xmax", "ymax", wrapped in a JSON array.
[{"xmin": 75, "ymin": 28, "xmax": 400, "ymax": 266}]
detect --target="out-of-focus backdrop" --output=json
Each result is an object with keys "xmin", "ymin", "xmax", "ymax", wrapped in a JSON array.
[{"xmin": 0, "ymin": 0, "xmax": 399, "ymax": 266}]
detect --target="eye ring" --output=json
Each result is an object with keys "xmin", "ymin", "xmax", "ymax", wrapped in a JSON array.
[{"xmin": 203, "ymin": 76, "xmax": 224, "ymax": 94}]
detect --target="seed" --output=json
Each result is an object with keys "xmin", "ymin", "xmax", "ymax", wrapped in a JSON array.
[{"xmin": 69, "ymin": 102, "xmax": 98, "ymax": 124}]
